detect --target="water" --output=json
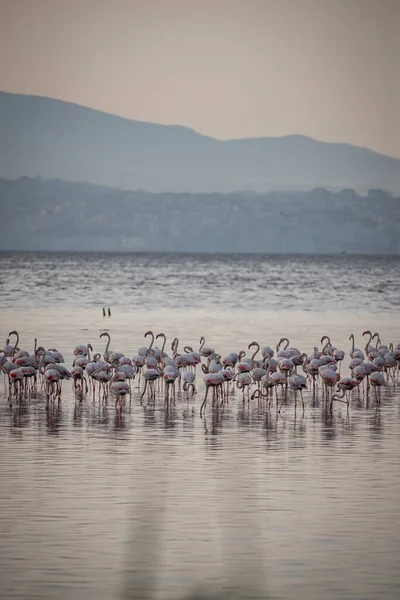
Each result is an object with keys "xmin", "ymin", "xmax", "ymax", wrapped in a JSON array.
[
  {"xmin": 0, "ymin": 252, "xmax": 399, "ymax": 311},
  {"xmin": 1, "ymin": 252, "xmax": 400, "ymax": 600}
]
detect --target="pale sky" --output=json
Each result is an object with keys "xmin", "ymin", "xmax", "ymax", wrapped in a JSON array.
[{"xmin": 0, "ymin": 0, "xmax": 399, "ymax": 157}]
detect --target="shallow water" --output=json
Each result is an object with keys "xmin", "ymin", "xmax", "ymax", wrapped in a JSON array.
[{"xmin": 1, "ymin": 253, "xmax": 400, "ymax": 600}]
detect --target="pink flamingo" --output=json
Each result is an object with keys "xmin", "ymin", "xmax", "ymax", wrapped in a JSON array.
[
  {"xmin": 110, "ymin": 371, "xmax": 131, "ymax": 409},
  {"xmin": 200, "ymin": 371, "xmax": 224, "ymax": 416},
  {"xmin": 349, "ymin": 334, "xmax": 364, "ymax": 360},
  {"xmin": 199, "ymin": 336, "xmax": 215, "ymax": 358},
  {"xmin": 370, "ymin": 371, "xmax": 386, "ymax": 405},
  {"xmin": 330, "ymin": 389, "xmax": 349, "ymax": 413}
]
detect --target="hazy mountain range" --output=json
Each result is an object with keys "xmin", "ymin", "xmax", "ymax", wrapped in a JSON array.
[
  {"xmin": 1, "ymin": 177, "xmax": 398, "ymax": 253},
  {"xmin": 1, "ymin": 91, "xmax": 400, "ymax": 194}
]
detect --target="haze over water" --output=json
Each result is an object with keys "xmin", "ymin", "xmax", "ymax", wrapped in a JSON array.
[{"xmin": 1, "ymin": 252, "xmax": 400, "ymax": 600}]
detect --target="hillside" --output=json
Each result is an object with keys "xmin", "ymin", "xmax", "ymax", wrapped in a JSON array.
[
  {"xmin": 1, "ymin": 91, "xmax": 400, "ymax": 194},
  {"xmin": 0, "ymin": 178, "xmax": 398, "ymax": 253}
]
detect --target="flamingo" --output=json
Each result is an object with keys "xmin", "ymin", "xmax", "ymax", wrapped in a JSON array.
[
  {"xmin": 352, "ymin": 364, "xmax": 366, "ymax": 383},
  {"xmin": 337, "ymin": 376, "xmax": 359, "ymax": 402},
  {"xmin": 261, "ymin": 344, "xmax": 274, "ymax": 359},
  {"xmin": 320, "ymin": 366, "xmax": 340, "ymax": 402},
  {"xmin": 251, "ymin": 388, "xmax": 269, "ymax": 408},
  {"xmin": 3, "ymin": 338, "xmax": 14, "ymax": 357},
  {"xmin": 221, "ymin": 353, "xmax": 236, "ymax": 369},
  {"xmin": 248, "ymin": 341, "xmax": 262, "ymax": 368},
  {"xmin": 251, "ymin": 358, "xmax": 280, "ymax": 408},
  {"xmin": 50, "ymin": 363, "xmax": 72, "ymax": 381},
  {"xmin": 372, "ymin": 356, "xmax": 385, "ymax": 371},
  {"xmin": 119, "ymin": 362, "xmax": 136, "ymax": 389},
  {"xmin": 86, "ymin": 353, "xmax": 104, "ymax": 393},
  {"xmin": 278, "ymin": 357, "xmax": 293, "ymax": 378},
  {"xmin": 8, "ymin": 330, "xmax": 20, "ymax": 357},
  {"xmin": 140, "ymin": 367, "xmax": 161, "ymax": 401},
  {"xmin": 139, "ymin": 330, "xmax": 156, "ymax": 357},
  {"xmin": 233, "ymin": 371, "xmax": 253, "ymax": 401},
  {"xmin": 37, "ymin": 350, "xmax": 62, "ymax": 401},
  {"xmin": 349, "ymin": 334, "xmax": 364, "ymax": 360},
  {"xmin": 181, "ymin": 351, "xmax": 197, "ymax": 372},
  {"xmin": 276, "ymin": 337, "xmax": 291, "ymax": 359},
  {"xmin": 383, "ymin": 352, "xmax": 396, "ymax": 382},
  {"xmin": 362, "ymin": 331, "xmax": 376, "ymax": 355},
  {"xmin": 250, "ymin": 361, "xmax": 268, "ymax": 389},
  {"xmin": 163, "ymin": 367, "xmax": 179, "ymax": 403},
  {"xmin": 337, "ymin": 376, "xmax": 358, "ymax": 392},
  {"xmin": 144, "ymin": 349, "xmax": 158, "ymax": 370},
  {"xmin": 99, "ymin": 332, "xmax": 124, "ymax": 363},
  {"xmin": 156, "ymin": 333, "xmax": 168, "ymax": 361},
  {"xmin": 48, "ymin": 349, "xmax": 65, "ymax": 364},
  {"xmin": 291, "ymin": 352, "xmax": 307, "ymax": 372},
  {"xmin": 19, "ymin": 365, "xmax": 37, "ymax": 395},
  {"xmin": 349, "ymin": 357, "xmax": 363, "ymax": 370},
  {"xmin": 8, "ymin": 367, "xmax": 25, "ymax": 399},
  {"xmin": 110, "ymin": 371, "xmax": 131, "ymax": 408},
  {"xmin": 321, "ymin": 335, "xmax": 333, "ymax": 355},
  {"xmin": 199, "ymin": 336, "xmax": 215, "ymax": 358},
  {"xmin": 219, "ymin": 368, "xmax": 235, "ymax": 399},
  {"xmin": 330, "ymin": 389, "xmax": 349, "ymax": 413},
  {"xmin": 362, "ymin": 361, "xmax": 376, "ymax": 391},
  {"xmin": 253, "ymin": 360, "xmax": 275, "ymax": 406},
  {"xmin": 236, "ymin": 351, "xmax": 252, "ymax": 373},
  {"xmin": 92, "ymin": 367, "xmax": 113, "ymax": 400},
  {"xmin": 333, "ymin": 348, "xmax": 345, "ymax": 367},
  {"xmin": 74, "ymin": 344, "xmax": 89, "ymax": 357},
  {"xmin": 369, "ymin": 371, "xmax": 386, "ymax": 405},
  {"xmin": 319, "ymin": 353, "xmax": 336, "ymax": 366},
  {"xmin": 282, "ymin": 370, "xmax": 307, "ymax": 413},
  {"xmin": 309, "ymin": 346, "xmax": 322, "ymax": 360},
  {"xmin": 132, "ymin": 354, "xmax": 145, "ymax": 380},
  {"xmin": 183, "ymin": 370, "xmax": 196, "ymax": 396},
  {"xmin": 2, "ymin": 357, "xmax": 19, "ymax": 389},
  {"xmin": 183, "ymin": 345, "xmax": 202, "ymax": 365},
  {"xmin": 73, "ymin": 343, "xmax": 93, "ymax": 369},
  {"xmin": 200, "ymin": 371, "xmax": 224, "ymax": 416},
  {"xmin": 208, "ymin": 354, "xmax": 223, "ymax": 373},
  {"xmin": 304, "ymin": 352, "xmax": 322, "ymax": 394},
  {"xmin": 72, "ymin": 365, "xmax": 88, "ymax": 393}
]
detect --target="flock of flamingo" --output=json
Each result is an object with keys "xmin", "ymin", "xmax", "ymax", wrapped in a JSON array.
[{"xmin": 1, "ymin": 329, "xmax": 399, "ymax": 416}]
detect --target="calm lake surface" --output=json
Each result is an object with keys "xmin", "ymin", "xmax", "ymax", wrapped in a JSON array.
[{"xmin": 1, "ymin": 252, "xmax": 400, "ymax": 600}]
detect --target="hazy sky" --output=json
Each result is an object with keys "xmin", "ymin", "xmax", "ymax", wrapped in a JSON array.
[{"xmin": 0, "ymin": 0, "xmax": 399, "ymax": 157}]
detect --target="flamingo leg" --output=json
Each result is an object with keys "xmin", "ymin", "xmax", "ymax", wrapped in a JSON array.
[
  {"xmin": 200, "ymin": 386, "xmax": 210, "ymax": 417},
  {"xmin": 140, "ymin": 379, "xmax": 148, "ymax": 402}
]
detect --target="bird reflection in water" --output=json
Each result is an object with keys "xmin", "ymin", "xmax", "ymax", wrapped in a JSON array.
[
  {"xmin": 45, "ymin": 402, "xmax": 63, "ymax": 434},
  {"xmin": 122, "ymin": 444, "xmax": 270, "ymax": 600}
]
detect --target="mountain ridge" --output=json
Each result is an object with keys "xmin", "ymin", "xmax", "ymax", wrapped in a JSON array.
[
  {"xmin": 1, "ymin": 90, "xmax": 397, "ymax": 158},
  {"xmin": 1, "ymin": 90, "xmax": 399, "ymax": 193}
]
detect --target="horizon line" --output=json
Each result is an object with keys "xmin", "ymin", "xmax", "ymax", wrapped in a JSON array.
[{"xmin": 0, "ymin": 249, "xmax": 399, "ymax": 258}]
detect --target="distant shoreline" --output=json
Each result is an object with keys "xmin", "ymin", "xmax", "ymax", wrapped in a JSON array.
[{"xmin": 1, "ymin": 250, "xmax": 399, "ymax": 257}]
